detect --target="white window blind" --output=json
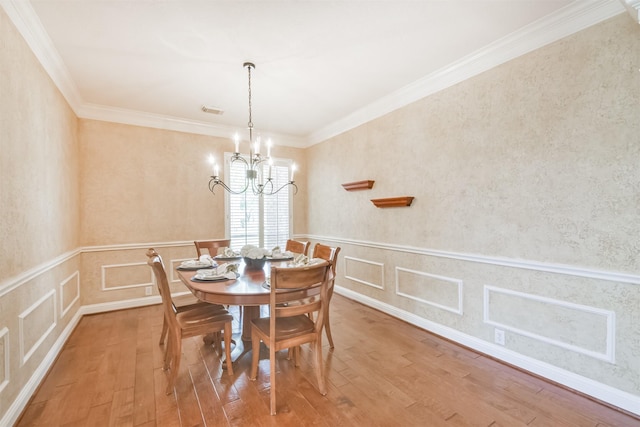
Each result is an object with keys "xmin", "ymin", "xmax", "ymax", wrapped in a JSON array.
[{"xmin": 225, "ymin": 154, "xmax": 293, "ymax": 251}]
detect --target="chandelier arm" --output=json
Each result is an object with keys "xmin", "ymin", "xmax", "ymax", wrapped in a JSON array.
[
  {"xmin": 271, "ymin": 181, "xmax": 298, "ymax": 195},
  {"xmin": 250, "ymin": 180, "xmax": 297, "ymax": 196},
  {"xmin": 209, "ymin": 176, "xmax": 250, "ymax": 195},
  {"xmin": 230, "ymin": 154, "xmax": 249, "ymax": 167}
]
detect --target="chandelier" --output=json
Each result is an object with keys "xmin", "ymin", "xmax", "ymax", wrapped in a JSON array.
[{"xmin": 208, "ymin": 62, "xmax": 297, "ymax": 196}]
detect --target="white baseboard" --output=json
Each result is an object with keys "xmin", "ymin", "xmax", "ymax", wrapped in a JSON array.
[
  {"xmin": 81, "ymin": 295, "xmax": 162, "ymax": 315},
  {"xmin": 1, "ymin": 308, "xmax": 83, "ymax": 427},
  {"xmin": 0, "ymin": 294, "xmax": 165, "ymax": 427},
  {"xmin": 334, "ymin": 286, "xmax": 640, "ymax": 417},
  {"xmin": 3, "ymin": 288, "xmax": 638, "ymax": 427}
]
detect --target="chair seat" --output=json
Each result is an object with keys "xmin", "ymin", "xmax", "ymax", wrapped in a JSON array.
[
  {"xmin": 252, "ymin": 315, "xmax": 315, "ymax": 340},
  {"xmin": 159, "ymin": 294, "xmax": 224, "ymax": 346},
  {"xmin": 176, "ymin": 306, "xmax": 234, "ymax": 332},
  {"xmin": 173, "ymin": 293, "xmax": 210, "ymax": 310}
]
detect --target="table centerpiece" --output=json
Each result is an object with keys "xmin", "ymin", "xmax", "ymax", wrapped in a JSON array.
[{"xmin": 240, "ymin": 244, "xmax": 268, "ymax": 270}]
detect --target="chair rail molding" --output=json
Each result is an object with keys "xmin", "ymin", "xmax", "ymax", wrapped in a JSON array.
[
  {"xmin": 0, "ymin": 248, "xmax": 81, "ymax": 298},
  {"xmin": 302, "ymin": 234, "xmax": 640, "ymax": 285}
]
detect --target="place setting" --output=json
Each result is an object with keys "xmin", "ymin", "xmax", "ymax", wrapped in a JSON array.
[
  {"xmin": 191, "ymin": 263, "xmax": 239, "ymax": 282},
  {"xmin": 214, "ymin": 247, "xmax": 242, "ymax": 261},
  {"xmin": 177, "ymin": 255, "xmax": 217, "ymax": 270},
  {"xmin": 266, "ymin": 246, "xmax": 294, "ymax": 261}
]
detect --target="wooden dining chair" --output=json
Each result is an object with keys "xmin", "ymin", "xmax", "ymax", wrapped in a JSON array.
[
  {"xmin": 285, "ymin": 239, "xmax": 310, "ymax": 256},
  {"xmin": 250, "ymin": 260, "xmax": 331, "ymax": 415},
  {"xmin": 157, "ymin": 243, "xmax": 226, "ymax": 346},
  {"xmin": 194, "ymin": 239, "xmax": 231, "ymax": 257},
  {"xmin": 146, "ymin": 249, "xmax": 234, "ymax": 394},
  {"xmin": 311, "ymin": 243, "xmax": 341, "ymax": 349},
  {"xmin": 149, "ymin": 247, "xmax": 225, "ymax": 355}
]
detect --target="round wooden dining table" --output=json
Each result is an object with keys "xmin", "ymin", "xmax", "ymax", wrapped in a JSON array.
[{"xmin": 176, "ymin": 257, "xmax": 320, "ymax": 363}]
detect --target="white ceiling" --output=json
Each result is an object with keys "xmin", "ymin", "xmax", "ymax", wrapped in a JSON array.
[{"xmin": 3, "ymin": 1, "xmax": 628, "ymax": 147}]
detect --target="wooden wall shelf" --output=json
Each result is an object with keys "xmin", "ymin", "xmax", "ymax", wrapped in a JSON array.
[
  {"xmin": 370, "ymin": 196, "xmax": 414, "ymax": 208},
  {"xmin": 342, "ymin": 180, "xmax": 375, "ymax": 191}
]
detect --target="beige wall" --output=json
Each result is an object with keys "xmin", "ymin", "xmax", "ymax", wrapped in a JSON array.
[
  {"xmin": 1, "ymin": 5, "xmax": 639, "ymax": 424},
  {"xmin": 79, "ymin": 119, "xmax": 307, "ymax": 246},
  {"xmin": 77, "ymin": 119, "xmax": 306, "ymax": 304},
  {"xmin": 0, "ymin": 7, "xmax": 81, "ymax": 420},
  {"xmin": 306, "ymin": 14, "xmax": 639, "ymax": 401}
]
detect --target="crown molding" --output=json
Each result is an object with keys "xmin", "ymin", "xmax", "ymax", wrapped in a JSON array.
[
  {"xmin": 2, "ymin": 0, "xmax": 626, "ymax": 149},
  {"xmin": 307, "ymin": 0, "xmax": 626, "ymax": 146},
  {"xmin": 1, "ymin": 0, "xmax": 83, "ymax": 111},
  {"xmin": 1, "ymin": 0, "xmax": 306, "ymax": 148},
  {"xmin": 621, "ymin": 0, "xmax": 640, "ymax": 22},
  {"xmin": 76, "ymin": 103, "xmax": 306, "ymax": 147}
]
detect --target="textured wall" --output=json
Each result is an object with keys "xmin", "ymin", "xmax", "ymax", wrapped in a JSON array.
[
  {"xmin": 0, "ymin": 7, "xmax": 81, "ymax": 420},
  {"xmin": 79, "ymin": 119, "xmax": 307, "ymax": 246},
  {"xmin": 308, "ymin": 14, "xmax": 639, "ymax": 273},
  {"xmin": 306, "ymin": 15, "xmax": 639, "ymax": 399},
  {"xmin": 0, "ymin": 16, "xmax": 79, "ymax": 277},
  {"xmin": 77, "ymin": 119, "xmax": 307, "ymax": 304}
]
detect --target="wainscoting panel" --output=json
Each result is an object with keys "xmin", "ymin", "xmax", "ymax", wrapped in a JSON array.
[
  {"xmin": 0, "ymin": 327, "xmax": 8, "ymax": 394},
  {"xmin": 59, "ymin": 271, "xmax": 80, "ymax": 318},
  {"xmin": 18, "ymin": 289, "xmax": 57, "ymax": 365},
  {"xmin": 483, "ymin": 285, "xmax": 615, "ymax": 363},
  {"xmin": 169, "ymin": 258, "xmax": 193, "ymax": 284},
  {"xmin": 395, "ymin": 267, "xmax": 463, "ymax": 315},
  {"xmin": 101, "ymin": 262, "xmax": 153, "ymax": 291},
  {"xmin": 344, "ymin": 256, "xmax": 385, "ymax": 290}
]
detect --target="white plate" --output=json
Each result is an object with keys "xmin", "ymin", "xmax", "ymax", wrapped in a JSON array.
[
  {"xmin": 214, "ymin": 255, "xmax": 242, "ymax": 260},
  {"xmin": 193, "ymin": 274, "xmax": 228, "ymax": 281},
  {"xmin": 178, "ymin": 261, "xmax": 214, "ymax": 270}
]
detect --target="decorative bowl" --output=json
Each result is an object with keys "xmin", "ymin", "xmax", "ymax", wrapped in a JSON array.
[{"xmin": 243, "ymin": 256, "xmax": 267, "ymax": 270}]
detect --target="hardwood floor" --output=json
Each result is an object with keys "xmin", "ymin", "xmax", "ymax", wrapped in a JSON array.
[{"xmin": 17, "ymin": 295, "xmax": 638, "ymax": 426}]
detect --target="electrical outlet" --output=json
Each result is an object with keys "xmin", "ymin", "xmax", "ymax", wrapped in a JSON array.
[
  {"xmin": 145, "ymin": 286, "xmax": 152, "ymax": 296},
  {"xmin": 494, "ymin": 328, "xmax": 505, "ymax": 346}
]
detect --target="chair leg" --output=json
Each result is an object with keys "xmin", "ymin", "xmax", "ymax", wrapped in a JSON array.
[
  {"xmin": 166, "ymin": 334, "xmax": 182, "ymax": 395},
  {"xmin": 314, "ymin": 337, "xmax": 326, "ymax": 395},
  {"xmin": 215, "ymin": 331, "xmax": 223, "ymax": 354},
  {"xmin": 159, "ymin": 317, "xmax": 168, "ymax": 345},
  {"xmin": 293, "ymin": 346, "xmax": 300, "ymax": 367},
  {"xmin": 325, "ymin": 290, "xmax": 335, "ymax": 349},
  {"xmin": 270, "ymin": 346, "xmax": 277, "ymax": 415},
  {"xmin": 324, "ymin": 309, "xmax": 335, "ymax": 349},
  {"xmin": 223, "ymin": 322, "xmax": 234, "ymax": 376},
  {"xmin": 163, "ymin": 330, "xmax": 173, "ymax": 371},
  {"xmin": 250, "ymin": 330, "xmax": 260, "ymax": 380}
]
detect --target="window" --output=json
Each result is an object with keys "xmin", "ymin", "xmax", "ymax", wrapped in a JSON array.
[{"xmin": 225, "ymin": 153, "xmax": 293, "ymax": 251}]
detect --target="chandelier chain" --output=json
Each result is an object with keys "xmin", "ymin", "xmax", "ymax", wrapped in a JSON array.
[{"xmin": 247, "ymin": 64, "xmax": 253, "ymax": 131}]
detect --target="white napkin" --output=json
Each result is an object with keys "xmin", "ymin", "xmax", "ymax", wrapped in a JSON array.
[
  {"xmin": 290, "ymin": 254, "xmax": 309, "ymax": 267},
  {"xmin": 215, "ymin": 263, "xmax": 239, "ymax": 278},
  {"xmin": 196, "ymin": 266, "xmax": 237, "ymax": 280},
  {"xmin": 181, "ymin": 259, "xmax": 206, "ymax": 267},
  {"xmin": 222, "ymin": 247, "xmax": 238, "ymax": 257},
  {"xmin": 270, "ymin": 246, "xmax": 293, "ymax": 258},
  {"xmin": 199, "ymin": 255, "xmax": 215, "ymax": 266}
]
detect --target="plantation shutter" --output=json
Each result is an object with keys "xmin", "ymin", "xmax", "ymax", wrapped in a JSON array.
[
  {"xmin": 226, "ymin": 154, "xmax": 292, "ymax": 251},
  {"xmin": 262, "ymin": 163, "xmax": 291, "ymax": 250}
]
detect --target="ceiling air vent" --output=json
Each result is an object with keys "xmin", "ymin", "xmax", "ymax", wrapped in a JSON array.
[{"xmin": 201, "ymin": 105, "xmax": 224, "ymax": 115}]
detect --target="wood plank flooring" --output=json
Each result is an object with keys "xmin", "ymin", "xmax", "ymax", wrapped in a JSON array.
[{"xmin": 16, "ymin": 295, "xmax": 639, "ymax": 426}]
